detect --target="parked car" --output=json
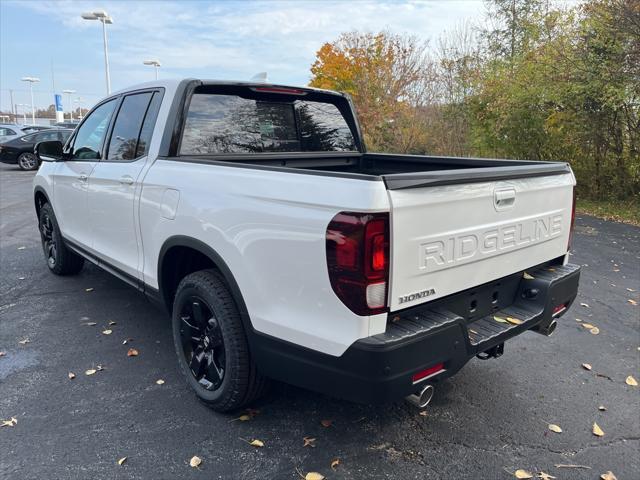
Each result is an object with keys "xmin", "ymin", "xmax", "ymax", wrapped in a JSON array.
[
  {"xmin": 1, "ymin": 129, "xmax": 72, "ymax": 170},
  {"xmin": 21, "ymin": 125, "xmax": 56, "ymax": 134},
  {"xmin": 0, "ymin": 124, "xmax": 25, "ymax": 143},
  {"xmin": 53, "ymin": 121, "xmax": 79, "ymax": 129},
  {"xmin": 33, "ymin": 79, "xmax": 580, "ymax": 412}
]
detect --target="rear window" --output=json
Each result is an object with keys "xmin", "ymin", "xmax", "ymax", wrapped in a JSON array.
[{"xmin": 180, "ymin": 93, "xmax": 356, "ymax": 155}]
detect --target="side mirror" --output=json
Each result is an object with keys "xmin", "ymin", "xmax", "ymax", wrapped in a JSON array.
[{"xmin": 35, "ymin": 141, "xmax": 64, "ymax": 162}]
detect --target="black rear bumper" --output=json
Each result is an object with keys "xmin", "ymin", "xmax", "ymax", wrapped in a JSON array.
[{"xmin": 250, "ymin": 263, "xmax": 581, "ymax": 404}]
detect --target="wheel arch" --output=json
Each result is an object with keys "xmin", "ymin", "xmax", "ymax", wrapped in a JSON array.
[
  {"xmin": 34, "ymin": 186, "xmax": 51, "ymax": 218},
  {"xmin": 157, "ymin": 236, "xmax": 253, "ymax": 331}
]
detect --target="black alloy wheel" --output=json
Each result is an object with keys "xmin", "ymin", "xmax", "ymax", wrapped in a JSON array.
[
  {"xmin": 40, "ymin": 209, "xmax": 57, "ymax": 269},
  {"xmin": 179, "ymin": 296, "xmax": 226, "ymax": 391}
]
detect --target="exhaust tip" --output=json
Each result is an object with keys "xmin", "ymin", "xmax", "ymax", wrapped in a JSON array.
[
  {"xmin": 546, "ymin": 320, "xmax": 558, "ymax": 336},
  {"xmin": 405, "ymin": 384, "xmax": 435, "ymax": 409}
]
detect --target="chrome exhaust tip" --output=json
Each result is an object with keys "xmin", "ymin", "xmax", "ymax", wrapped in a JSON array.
[
  {"xmin": 533, "ymin": 319, "xmax": 558, "ymax": 336},
  {"xmin": 405, "ymin": 384, "xmax": 435, "ymax": 409}
]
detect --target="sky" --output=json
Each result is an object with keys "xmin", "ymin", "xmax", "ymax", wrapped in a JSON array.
[{"xmin": 0, "ymin": 0, "xmax": 489, "ymax": 114}]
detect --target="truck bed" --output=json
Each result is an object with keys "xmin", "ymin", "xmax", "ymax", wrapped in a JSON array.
[{"xmin": 175, "ymin": 151, "xmax": 570, "ymax": 190}]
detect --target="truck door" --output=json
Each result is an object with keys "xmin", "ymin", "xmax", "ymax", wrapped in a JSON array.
[{"xmin": 87, "ymin": 91, "xmax": 162, "ymax": 280}]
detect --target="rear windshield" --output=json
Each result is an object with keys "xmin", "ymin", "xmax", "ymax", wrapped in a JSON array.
[{"xmin": 180, "ymin": 93, "xmax": 357, "ymax": 155}]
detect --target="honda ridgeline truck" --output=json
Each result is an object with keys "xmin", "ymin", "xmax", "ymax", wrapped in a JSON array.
[{"xmin": 33, "ymin": 79, "xmax": 581, "ymax": 411}]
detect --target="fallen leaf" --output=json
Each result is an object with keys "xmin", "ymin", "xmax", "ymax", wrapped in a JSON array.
[
  {"xmin": 68, "ymin": 372, "xmax": 76, "ymax": 379},
  {"xmin": 590, "ymin": 327, "xmax": 600, "ymax": 335},
  {"xmin": 17, "ymin": 246, "xmax": 26, "ymax": 250},
  {"xmin": 235, "ymin": 414, "xmax": 251, "ymax": 422},
  {"xmin": 320, "ymin": 419, "xmax": 333, "ymax": 428},
  {"xmin": 85, "ymin": 288, "xmax": 94, "ymax": 292},
  {"xmin": 85, "ymin": 369, "xmax": 97, "ymax": 376},
  {"xmin": 156, "ymin": 379, "xmax": 165, "ymax": 385},
  {"xmin": 108, "ymin": 321, "xmax": 117, "ymax": 325},
  {"xmin": 102, "ymin": 329, "xmax": 112, "ymax": 335},
  {"xmin": 331, "ymin": 458, "xmax": 340, "ymax": 470},
  {"xmin": 625, "ymin": 375, "xmax": 638, "ymax": 386},
  {"xmin": 554, "ymin": 464, "xmax": 591, "ymax": 469},
  {"xmin": 581, "ymin": 323, "xmax": 595, "ymax": 329},
  {"xmin": 600, "ymin": 471, "xmax": 617, "ymax": 480},
  {"xmin": 592, "ymin": 422, "xmax": 604, "ymax": 437},
  {"xmin": 189, "ymin": 456, "xmax": 202, "ymax": 468},
  {"xmin": 548, "ymin": 424, "xmax": 563, "ymax": 433},
  {"xmin": 506, "ymin": 316, "xmax": 523, "ymax": 325},
  {"xmin": 18, "ymin": 338, "xmax": 30, "ymax": 345},
  {"xmin": 419, "ymin": 410, "xmax": 428, "ymax": 416},
  {"xmin": 117, "ymin": 457, "xmax": 127, "ymax": 466},
  {"xmin": 0, "ymin": 352, "xmax": 6, "ymax": 357},
  {"xmin": 493, "ymin": 316, "xmax": 509, "ymax": 324},
  {"xmin": 305, "ymin": 473, "xmax": 324, "ymax": 480},
  {"xmin": 18, "ymin": 276, "xmax": 25, "ymax": 280},
  {"xmin": 628, "ymin": 299, "xmax": 637, "ymax": 306},
  {"xmin": 127, "ymin": 348, "xmax": 139, "ymax": 357},
  {"xmin": 582, "ymin": 363, "xmax": 592, "ymax": 370},
  {"xmin": 580, "ymin": 302, "xmax": 590, "ymax": 308},
  {"xmin": 303, "ymin": 436, "xmax": 316, "ymax": 448},
  {"xmin": 515, "ymin": 469, "xmax": 534, "ymax": 479},
  {"xmin": 575, "ymin": 318, "xmax": 582, "ymax": 322},
  {"xmin": 523, "ymin": 272, "xmax": 535, "ymax": 280},
  {"xmin": 598, "ymin": 405, "xmax": 606, "ymax": 411},
  {"xmin": 84, "ymin": 322, "xmax": 97, "ymax": 326},
  {"xmin": 1, "ymin": 417, "xmax": 17, "ymax": 427},
  {"xmin": 537, "ymin": 473, "xmax": 556, "ymax": 480},
  {"xmin": 249, "ymin": 439, "xmax": 264, "ymax": 448},
  {"xmin": 122, "ymin": 339, "xmax": 131, "ymax": 345},
  {"xmin": 627, "ymin": 288, "xmax": 636, "ymax": 292}
]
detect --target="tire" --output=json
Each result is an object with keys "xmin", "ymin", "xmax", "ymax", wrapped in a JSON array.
[
  {"xmin": 38, "ymin": 203, "xmax": 85, "ymax": 275},
  {"xmin": 18, "ymin": 152, "xmax": 39, "ymax": 171},
  {"xmin": 172, "ymin": 269, "xmax": 268, "ymax": 412}
]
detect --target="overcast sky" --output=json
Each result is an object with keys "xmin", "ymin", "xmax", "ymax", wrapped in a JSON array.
[{"xmin": 1, "ymin": 0, "xmax": 491, "ymax": 113}]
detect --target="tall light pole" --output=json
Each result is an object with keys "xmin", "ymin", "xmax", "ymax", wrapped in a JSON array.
[
  {"xmin": 21, "ymin": 76, "xmax": 40, "ymax": 125},
  {"xmin": 81, "ymin": 10, "xmax": 113, "ymax": 94},
  {"xmin": 62, "ymin": 89, "xmax": 76, "ymax": 120},
  {"xmin": 143, "ymin": 60, "xmax": 161, "ymax": 80},
  {"xmin": 16, "ymin": 103, "xmax": 28, "ymax": 125}
]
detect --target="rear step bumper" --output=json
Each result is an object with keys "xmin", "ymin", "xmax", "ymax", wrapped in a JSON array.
[{"xmin": 250, "ymin": 263, "xmax": 581, "ymax": 405}]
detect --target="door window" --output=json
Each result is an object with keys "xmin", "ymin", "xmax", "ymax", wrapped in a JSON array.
[
  {"xmin": 0, "ymin": 128, "xmax": 16, "ymax": 136},
  {"xmin": 71, "ymin": 99, "xmax": 117, "ymax": 160},
  {"xmin": 106, "ymin": 92, "xmax": 154, "ymax": 161}
]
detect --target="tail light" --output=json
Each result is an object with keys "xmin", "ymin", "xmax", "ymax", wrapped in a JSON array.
[
  {"xmin": 567, "ymin": 188, "xmax": 576, "ymax": 251},
  {"xmin": 326, "ymin": 212, "xmax": 389, "ymax": 316}
]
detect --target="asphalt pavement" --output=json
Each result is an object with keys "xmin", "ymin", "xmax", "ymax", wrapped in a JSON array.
[{"xmin": 1, "ymin": 162, "xmax": 638, "ymax": 480}]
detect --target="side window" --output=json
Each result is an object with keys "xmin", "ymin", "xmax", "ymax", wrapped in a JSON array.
[
  {"xmin": 106, "ymin": 92, "xmax": 153, "ymax": 161},
  {"xmin": 34, "ymin": 131, "xmax": 61, "ymax": 143},
  {"xmin": 58, "ymin": 131, "xmax": 72, "ymax": 143},
  {"xmin": 71, "ymin": 99, "xmax": 117, "ymax": 160},
  {"xmin": 0, "ymin": 128, "xmax": 16, "ymax": 136},
  {"xmin": 136, "ymin": 92, "xmax": 162, "ymax": 158}
]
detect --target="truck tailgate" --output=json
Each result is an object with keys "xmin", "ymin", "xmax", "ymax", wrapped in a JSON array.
[{"xmin": 387, "ymin": 173, "xmax": 575, "ymax": 311}]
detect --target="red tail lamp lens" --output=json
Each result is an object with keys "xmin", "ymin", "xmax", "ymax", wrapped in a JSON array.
[{"xmin": 326, "ymin": 212, "xmax": 390, "ymax": 316}]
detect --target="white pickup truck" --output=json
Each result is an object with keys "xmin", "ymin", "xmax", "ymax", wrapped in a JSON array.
[{"xmin": 33, "ymin": 79, "xmax": 581, "ymax": 411}]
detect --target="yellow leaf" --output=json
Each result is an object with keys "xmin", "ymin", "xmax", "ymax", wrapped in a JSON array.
[
  {"xmin": 625, "ymin": 375, "xmax": 638, "ymax": 386},
  {"xmin": 249, "ymin": 439, "xmax": 264, "ymax": 448},
  {"xmin": 238, "ymin": 414, "xmax": 251, "ymax": 421},
  {"xmin": 85, "ymin": 369, "xmax": 97, "ymax": 376},
  {"xmin": 102, "ymin": 329, "xmax": 112, "ymax": 335},
  {"xmin": 515, "ymin": 469, "xmax": 534, "ymax": 479},
  {"xmin": 548, "ymin": 424, "xmax": 562, "ymax": 433},
  {"xmin": 592, "ymin": 422, "xmax": 604, "ymax": 437},
  {"xmin": 590, "ymin": 327, "xmax": 600, "ymax": 335},
  {"xmin": 1, "ymin": 417, "xmax": 17, "ymax": 427},
  {"xmin": 303, "ymin": 436, "xmax": 316, "ymax": 447},
  {"xmin": 331, "ymin": 458, "xmax": 340, "ymax": 470},
  {"xmin": 127, "ymin": 348, "xmax": 139, "ymax": 357},
  {"xmin": 493, "ymin": 316, "xmax": 509, "ymax": 324},
  {"xmin": 156, "ymin": 379, "xmax": 165, "ymax": 385},
  {"xmin": 189, "ymin": 455, "xmax": 202, "ymax": 467},
  {"xmin": 582, "ymin": 363, "xmax": 592, "ymax": 371},
  {"xmin": 628, "ymin": 299, "xmax": 638, "ymax": 306},
  {"xmin": 523, "ymin": 272, "xmax": 535, "ymax": 280},
  {"xmin": 68, "ymin": 372, "xmax": 76, "ymax": 379},
  {"xmin": 600, "ymin": 471, "xmax": 617, "ymax": 480},
  {"xmin": 506, "ymin": 317, "xmax": 523, "ymax": 325},
  {"xmin": 117, "ymin": 457, "xmax": 127, "ymax": 466},
  {"xmin": 305, "ymin": 473, "xmax": 324, "ymax": 480},
  {"xmin": 581, "ymin": 323, "xmax": 595, "ymax": 329}
]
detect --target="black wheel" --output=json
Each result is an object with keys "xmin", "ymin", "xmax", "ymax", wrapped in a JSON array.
[
  {"xmin": 18, "ymin": 152, "xmax": 39, "ymax": 171},
  {"xmin": 172, "ymin": 270, "xmax": 268, "ymax": 412},
  {"xmin": 38, "ymin": 203, "xmax": 84, "ymax": 275}
]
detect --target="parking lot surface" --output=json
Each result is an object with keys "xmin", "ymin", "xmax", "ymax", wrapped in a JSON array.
[{"xmin": 1, "ymin": 163, "xmax": 638, "ymax": 479}]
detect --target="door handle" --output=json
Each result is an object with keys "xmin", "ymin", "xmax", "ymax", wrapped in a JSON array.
[
  {"xmin": 78, "ymin": 174, "xmax": 88, "ymax": 182},
  {"xmin": 119, "ymin": 175, "xmax": 134, "ymax": 186}
]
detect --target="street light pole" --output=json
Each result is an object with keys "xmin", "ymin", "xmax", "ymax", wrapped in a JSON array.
[
  {"xmin": 143, "ymin": 60, "xmax": 161, "ymax": 80},
  {"xmin": 81, "ymin": 11, "xmax": 113, "ymax": 95},
  {"xmin": 21, "ymin": 77, "xmax": 40, "ymax": 125},
  {"xmin": 17, "ymin": 104, "xmax": 28, "ymax": 125},
  {"xmin": 63, "ymin": 89, "xmax": 76, "ymax": 120}
]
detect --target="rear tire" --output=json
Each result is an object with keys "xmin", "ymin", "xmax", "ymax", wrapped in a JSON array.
[
  {"xmin": 18, "ymin": 152, "xmax": 39, "ymax": 171},
  {"xmin": 172, "ymin": 269, "xmax": 268, "ymax": 412},
  {"xmin": 38, "ymin": 203, "xmax": 84, "ymax": 275}
]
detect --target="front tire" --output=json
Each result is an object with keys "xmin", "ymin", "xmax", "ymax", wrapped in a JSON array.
[
  {"xmin": 172, "ymin": 270, "xmax": 268, "ymax": 412},
  {"xmin": 38, "ymin": 203, "xmax": 84, "ymax": 275},
  {"xmin": 18, "ymin": 152, "xmax": 39, "ymax": 171}
]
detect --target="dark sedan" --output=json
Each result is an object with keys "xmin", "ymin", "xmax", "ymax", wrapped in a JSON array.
[{"xmin": 0, "ymin": 129, "xmax": 73, "ymax": 170}]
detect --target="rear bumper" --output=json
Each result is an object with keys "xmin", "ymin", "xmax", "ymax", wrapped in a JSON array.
[{"xmin": 250, "ymin": 263, "xmax": 581, "ymax": 404}]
